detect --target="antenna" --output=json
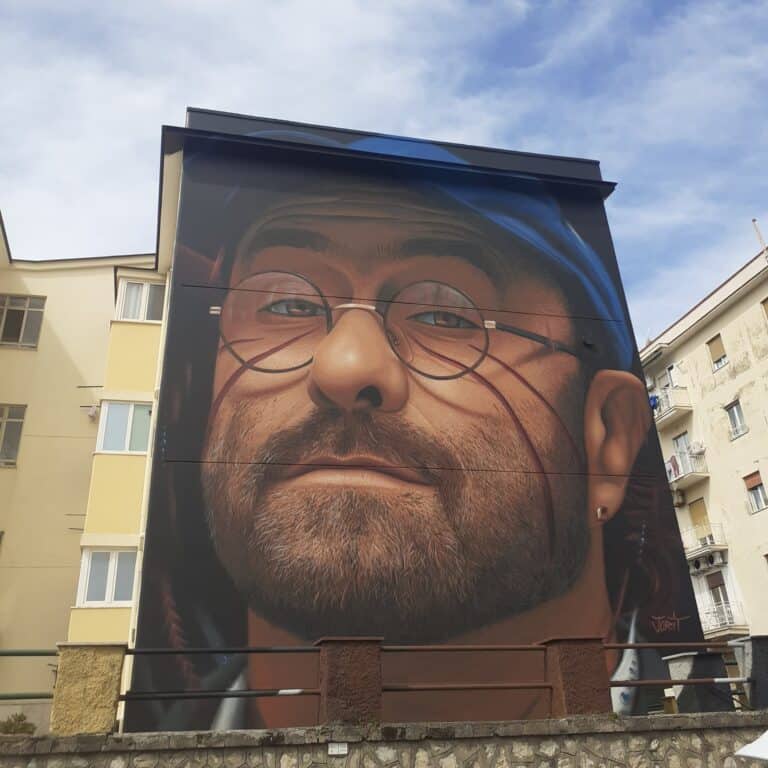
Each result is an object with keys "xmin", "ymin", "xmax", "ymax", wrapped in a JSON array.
[{"xmin": 752, "ymin": 218, "xmax": 767, "ymax": 262}]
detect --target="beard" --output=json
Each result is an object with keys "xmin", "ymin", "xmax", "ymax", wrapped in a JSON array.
[{"xmin": 201, "ymin": 401, "xmax": 589, "ymax": 641}]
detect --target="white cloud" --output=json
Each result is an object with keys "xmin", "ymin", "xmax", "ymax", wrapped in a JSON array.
[{"xmin": 1, "ymin": 0, "xmax": 767, "ymax": 341}]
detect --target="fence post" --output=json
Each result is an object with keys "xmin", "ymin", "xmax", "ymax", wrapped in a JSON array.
[
  {"xmin": 49, "ymin": 643, "xmax": 126, "ymax": 736},
  {"xmin": 544, "ymin": 637, "xmax": 611, "ymax": 717},
  {"xmin": 315, "ymin": 637, "xmax": 382, "ymax": 724}
]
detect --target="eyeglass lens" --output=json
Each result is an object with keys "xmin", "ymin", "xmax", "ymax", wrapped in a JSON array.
[{"xmin": 219, "ymin": 272, "xmax": 488, "ymax": 378}]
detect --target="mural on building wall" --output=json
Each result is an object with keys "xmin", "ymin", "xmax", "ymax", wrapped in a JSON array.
[{"xmin": 127, "ymin": 128, "xmax": 706, "ymax": 731}]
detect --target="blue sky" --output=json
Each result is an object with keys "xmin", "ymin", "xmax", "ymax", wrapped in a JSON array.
[{"xmin": 1, "ymin": 0, "xmax": 766, "ymax": 341}]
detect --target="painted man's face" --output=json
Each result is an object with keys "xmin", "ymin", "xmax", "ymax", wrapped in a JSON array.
[{"xmin": 201, "ymin": 188, "xmax": 592, "ymax": 640}]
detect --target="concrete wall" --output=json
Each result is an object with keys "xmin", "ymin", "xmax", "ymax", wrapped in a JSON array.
[
  {"xmin": 642, "ymin": 258, "xmax": 768, "ymax": 637},
  {"xmin": 1, "ymin": 713, "xmax": 768, "ymax": 767}
]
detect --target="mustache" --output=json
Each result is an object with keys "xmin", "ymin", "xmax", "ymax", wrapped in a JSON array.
[{"xmin": 215, "ymin": 405, "xmax": 465, "ymax": 488}]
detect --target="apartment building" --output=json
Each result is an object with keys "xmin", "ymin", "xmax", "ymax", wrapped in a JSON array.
[
  {"xmin": 1, "ymin": 131, "xmax": 178, "ymax": 733},
  {"xmin": 640, "ymin": 250, "xmax": 768, "ymax": 641},
  {"xmin": 0, "ymin": 219, "xmax": 159, "ymax": 731}
]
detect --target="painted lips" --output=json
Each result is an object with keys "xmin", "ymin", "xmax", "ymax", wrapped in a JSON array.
[{"xmin": 278, "ymin": 454, "xmax": 433, "ymax": 489}]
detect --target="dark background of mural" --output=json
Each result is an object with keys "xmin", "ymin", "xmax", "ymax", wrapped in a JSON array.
[{"xmin": 126, "ymin": 123, "xmax": 704, "ymax": 731}]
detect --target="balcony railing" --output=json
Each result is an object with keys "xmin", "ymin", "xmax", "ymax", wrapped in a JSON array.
[
  {"xmin": 698, "ymin": 600, "xmax": 746, "ymax": 634},
  {"xmin": 680, "ymin": 523, "xmax": 727, "ymax": 554},
  {"xmin": 665, "ymin": 452, "xmax": 708, "ymax": 488},
  {"xmin": 652, "ymin": 387, "xmax": 692, "ymax": 428}
]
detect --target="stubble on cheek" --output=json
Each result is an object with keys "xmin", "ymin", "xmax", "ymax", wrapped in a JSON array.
[{"xmin": 200, "ymin": 385, "xmax": 588, "ymax": 639}]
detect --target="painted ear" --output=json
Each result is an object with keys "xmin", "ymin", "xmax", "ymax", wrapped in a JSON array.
[{"xmin": 583, "ymin": 370, "xmax": 652, "ymax": 522}]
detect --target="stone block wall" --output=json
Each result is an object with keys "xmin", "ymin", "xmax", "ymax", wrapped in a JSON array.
[{"xmin": 1, "ymin": 712, "xmax": 768, "ymax": 768}]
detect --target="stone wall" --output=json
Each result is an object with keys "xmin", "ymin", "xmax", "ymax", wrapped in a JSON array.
[{"xmin": 1, "ymin": 712, "xmax": 767, "ymax": 768}]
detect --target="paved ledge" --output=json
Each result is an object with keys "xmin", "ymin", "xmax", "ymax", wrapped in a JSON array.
[{"xmin": 1, "ymin": 712, "xmax": 767, "ymax": 755}]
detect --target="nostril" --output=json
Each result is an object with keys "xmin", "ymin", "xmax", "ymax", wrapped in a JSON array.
[{"xmin": 356, "ymin": 385, "xmax": 383, "ymax": 409}]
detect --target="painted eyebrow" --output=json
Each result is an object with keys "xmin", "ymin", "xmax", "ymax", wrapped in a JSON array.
[
  {"xmin": 245, "ymin": 227, "xmax": 331, "ymax": 255},
  {"xmin": 398, "ymin": 237, "xmax": 504, "ymax": 283}
]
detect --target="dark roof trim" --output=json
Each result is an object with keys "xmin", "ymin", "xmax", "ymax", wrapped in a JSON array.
[
  {"xmin": 187, "ymin": 106, "xmax": 603, "ymax": 178},
  {"xmin": 160, "ymin": 124, "xmax": 617, "ymax": 200}
]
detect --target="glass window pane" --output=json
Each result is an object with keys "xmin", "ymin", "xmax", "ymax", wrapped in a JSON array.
[
  {"xmin": 146, "ymin": 284, "xmax": 165, "ymax": 321},
  {"xmin": 113, "ymin": 551, "xmax": 136, "ymax": 601},
  {"xmin": 28, "ymin": 297, "xmax": 46, "ymax": 309},
  {"xmin": 20, "ymin": 309, "xmax": 43, "ymax": 346},
  {"xmin": 8, "ymin": 296, "xmax": 26, "ymax": 308},
  {"xmin": 1, "ymin": 309, "xmax": 24, "ymax": 342},
  {"xmin": 102, "ymin": 403, "xmax": 130, "ymax": 450},
  {"xmin": 0, "ymin": 421, "xmax": 23, "ymax": 462},
  {"xmin": 86, "ymin": 552, "xmax": 109, "ymax": 602},
  {"xmin": 7, "ymin": 405, "xmax": 25, "ymax": 419},
  {"xmin": 128, "ymin": 404, "xmax": 151, "ymax": 451},
  {"xmin": 121, "ymin": 283, "xmax": 143, "ymax": 320}
]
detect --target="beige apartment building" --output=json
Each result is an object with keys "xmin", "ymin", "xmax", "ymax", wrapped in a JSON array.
[
  {"xmin": 0, "ymin": 213, "xmax": 167, "ymax": 731},
  {"xmin": 640, "ymin": 250, "xmax": 768, "ymax": 642}
]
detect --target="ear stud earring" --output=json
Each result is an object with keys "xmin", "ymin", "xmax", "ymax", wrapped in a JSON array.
[{"xmin": 596, "ymin": 506, "xmax": 608, "ymax": 521}]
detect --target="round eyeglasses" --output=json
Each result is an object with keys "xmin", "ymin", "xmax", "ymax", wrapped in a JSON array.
[{"xmin": 209, "ymin": 271, "xmax": 586, "ymax": 381}]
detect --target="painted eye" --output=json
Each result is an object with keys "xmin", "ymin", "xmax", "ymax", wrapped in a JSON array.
[
  {"xmin": 263, "ymin": 299, "xmax": 325, "ymax": 317},
  {"xmin": 409, "ymin": 311, "xmax": 479, "ymax": 329}
]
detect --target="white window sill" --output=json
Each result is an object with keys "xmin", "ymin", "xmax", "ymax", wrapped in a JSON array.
[
  {"xmin": 0, "ymin": 462, "xmax": 18, "ymax": 469},
  {"xmin": 111, "ymin": 318, "xmax": 162, "ymax": 326},
  {"xmin": 0, "ymin": 343, "xmax": 38, "ymax": 350},
  {"xmin": 75, "ymin": 602, "xmax": 133, "ymax": 609},
  {"xmin": 729, "ymin": 427, "xmax": 749, "ymax": 441},
  {"xmin": 94, "ymin": 450, "xmax": 148, "ymax": 456}
]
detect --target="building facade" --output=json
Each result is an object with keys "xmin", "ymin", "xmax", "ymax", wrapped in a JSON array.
[
  {"xmin": 640, "ymin": 251, "xmax": 768, "ymax": 641},
  {"xmin": 0, "ymin": 220, "xmax": 162, "ymax": 730}
]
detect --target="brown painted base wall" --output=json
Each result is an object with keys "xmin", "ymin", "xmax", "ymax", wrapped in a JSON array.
[{"xmin": 1, "ymin": 712, "xmax": 767, "ymax": 768}]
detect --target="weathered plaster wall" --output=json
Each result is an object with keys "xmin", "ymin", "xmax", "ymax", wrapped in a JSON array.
[{"xmin": 2, "ymin": 712, "xmax": 768, "ymax": 768}]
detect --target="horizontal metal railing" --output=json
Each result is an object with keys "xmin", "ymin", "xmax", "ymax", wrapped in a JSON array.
[{"xmin": 0, "ymin": 649, "xmax": 57, "ymax": 701}]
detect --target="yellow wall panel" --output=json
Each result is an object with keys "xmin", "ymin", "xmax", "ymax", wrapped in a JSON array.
[
  {"xmin": 85, "ymin": 454, "xmax": 146, "ymax": 534},
  {"xmin": 104, "ymin": 322, "xmax": 161, "ymax": 393},
  {"xmin": 68, "ymin": 607, "xmax": 131, "ymax": 643}
]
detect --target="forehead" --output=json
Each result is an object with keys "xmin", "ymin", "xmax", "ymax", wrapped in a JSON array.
[{"xmin": 229, "ymin": 189, "xmax": 548, "ymax": 292}]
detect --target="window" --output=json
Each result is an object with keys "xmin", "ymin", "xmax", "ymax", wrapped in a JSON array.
[
  {"xmin": 726, "ymin": 401, "xmax": 748, "ymax": 439},
  {"xmin": 98, "ymin": 402, "xmax": 152, "ymax": 453},
  {"xmin": 707, "ymin": 334, "xmax": 728, "ymax": 370},
  {"xmin": 118, "ymin": 280, "xmax": 165, "ymax": 322},
  {"xmin": 78, "ymin": 550, "xmax": 137, "ymax": 605},
  {"xmin": 0, "ymin": 294, "xmax": 45, "ymax": 347},
  {"xmin": 745, "ymin": 472, "xmax": 768, "ymax": 514},
  {"xmin": 0, "ymin": 404, "xmax": 26, "ymax": 466},
  {"xmin": 688, "ymin": 498, "xmax": 713, "ymax": 544}
]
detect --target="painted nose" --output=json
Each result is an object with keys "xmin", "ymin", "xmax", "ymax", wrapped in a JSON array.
[{"xmin": 308, "ymin": 309, "xmax": 409, "ymax": 413}]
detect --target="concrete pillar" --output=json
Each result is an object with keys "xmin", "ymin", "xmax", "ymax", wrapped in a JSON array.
[
  {"xmin": 544, "ymin": 637, "xmax": 611, "ymax": 717},
  {"xmin": 315, "ymin": 637, "xmax": 382, "ymax": 724},
  {"xmin": 49, "ymin": 643, "xmax": 126, "ymax": 736}
]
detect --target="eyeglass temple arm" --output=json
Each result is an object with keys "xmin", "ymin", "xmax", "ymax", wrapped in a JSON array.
[{"xmin": 484, "ymin": 319, "xmax": 588, "ymax": 359}]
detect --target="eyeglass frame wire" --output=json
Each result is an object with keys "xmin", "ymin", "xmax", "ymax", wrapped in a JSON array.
[{"xmin": 208, "ymin": 271, "xmax": 591, "ymax": 381}]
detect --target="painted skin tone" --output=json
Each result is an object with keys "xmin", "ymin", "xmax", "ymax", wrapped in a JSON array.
[{"xmin": 200, "ymin": 191, "xmax": 651, "ymax": 725}]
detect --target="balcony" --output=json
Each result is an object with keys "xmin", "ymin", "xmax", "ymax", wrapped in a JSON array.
[
  {"xmin": 698, "ymin": 600, "xmax": 749, "ymax": 639},
  {"xmin": 665, "ymin": 452, "xmax": 709, "ymax": 490},
  {"xmin": 652, "ymin": 387, "xmax": 692, "ymax": 430},
  {"xmin": 680, "ymin": 523, "xmax": 728, "ymax": 557}
]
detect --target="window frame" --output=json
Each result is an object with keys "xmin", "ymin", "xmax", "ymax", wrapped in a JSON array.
[
  {"xmin": 116, "ymin": 279, "xmax": 165, "ymax": 323},
  {"xmin": 96, "ymin": 401, "xmax": 152, "ymax": 454},
  {"xmin": 0, "ymin": 404, "xmax": 26, "ymax": 467},
  {"xmin": 76, "ymin": 549, "xmax": 137, "ymax": 607},
  {"xmin": 725, "ymin": 400, "xmax": 748, "ymax": 440},
  {"xmin": 0, "ymin": 294, "xmax": 46, "ymax": 348},
  {"xmin": 748, "ymin": 483, "xmax": 768, "ymax": 514},
  {"xmin": 707, "ymin": 334, "xmax": 729, "ymax": 371}
]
